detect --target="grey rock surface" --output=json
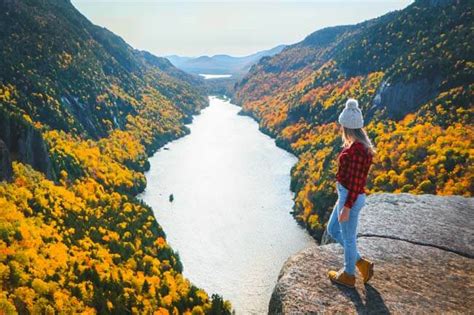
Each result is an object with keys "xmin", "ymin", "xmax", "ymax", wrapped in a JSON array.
[
  {"xmin": 322, "ymin": 193, "xmax": 474, "ymax": 257},
  {"xmin": 359, "ymin": 193, "xmax": 474, "ymax": 258},
  {"xmin": 270, "ymin": 193, "xmax": 474, "ymax": 314},
  {"xmin": 0, "ymin": 139, "xmax": 12, "ymax": 181},
  {"xmin": 376, "ymin": 77, "xmax": 441, "ymax": 120},
  {"xmin": 0, "ymin": 109, "xmax": 55, "ymax": 180}
]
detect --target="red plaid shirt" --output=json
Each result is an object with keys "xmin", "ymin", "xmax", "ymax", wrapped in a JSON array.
[{"xmin": 336, "ymin": 141, "xmax": 373, "ymax": 209}]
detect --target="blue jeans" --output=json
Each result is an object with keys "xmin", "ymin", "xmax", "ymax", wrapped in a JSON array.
[{"xmin": 326, "ymin": 181, "xmax": 366, "ymax": 275}]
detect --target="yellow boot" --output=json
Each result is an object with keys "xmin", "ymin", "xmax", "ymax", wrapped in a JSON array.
[
  {"xmin": 356, "ymin": 257, "xmax": 374, "ymax": 283},
  {"xmin": 328, "ymin": 269, "xmax": 355, "ymax": 288}
]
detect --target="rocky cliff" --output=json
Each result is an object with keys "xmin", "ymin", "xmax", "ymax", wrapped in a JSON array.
[
  {"xmin": 0, "ymin": 109, "xmax": 55, "ymax": 180},
  {"xmin": 0, "ymin": 139, "xmax": 12, "ymax": 181},
  {"xmin": 269, "ymin": 193, "xmax": 473, "ymax": 313}
]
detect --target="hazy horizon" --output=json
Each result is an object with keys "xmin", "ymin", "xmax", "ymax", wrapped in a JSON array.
[{"xmin": 72, "ymin": 1, "xmax": 413, "ymax": 57}]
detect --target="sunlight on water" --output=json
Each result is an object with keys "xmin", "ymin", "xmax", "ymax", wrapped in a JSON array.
[
  {"xmin": 140, "ymin": 96, "xmax": 313, "ymax": 314},
  {"xmin": 199, "ymin": 74, "xmax": 233, "ymax": 79}
]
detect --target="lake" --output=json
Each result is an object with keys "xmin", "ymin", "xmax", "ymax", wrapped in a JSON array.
[
  {"xmin": 199, "ymin": 74, "xmax": 233, "ymax": 79},
  {"xmin": 140, "ymin": 96, "xmax": 313, "ymax": 314}
]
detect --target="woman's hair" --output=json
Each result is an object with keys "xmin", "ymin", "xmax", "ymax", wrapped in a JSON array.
[{"xmin": 342, "ymin": 127, "xmax": 376, "ymax": 155}]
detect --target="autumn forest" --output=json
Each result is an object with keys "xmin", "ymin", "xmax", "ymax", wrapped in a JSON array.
[
  {"xmin": 0, "ymin": 0, "xmax": 473, "ymax": 313},
  {"xmin": 235, "ymin": 0, "xmax": 472, "ymax": 240},
  {"xmin": 0, "ymin": 0, "xmax": 229, "ymax": 313}
]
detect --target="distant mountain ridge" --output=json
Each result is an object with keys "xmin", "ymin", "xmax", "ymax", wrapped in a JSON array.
[{"xmin": 167, "ymin": 45, "xmax": 286, "ymax": 75}]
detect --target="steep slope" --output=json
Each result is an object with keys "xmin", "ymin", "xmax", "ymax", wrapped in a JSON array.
[
  {"xmin": 0, "ymin": 0, "xmax": 206, "ymax": 141},
  {"xmin": 0, "ymin": 0, "xmax": 231, "ymax": 313},
  {"xmin": 235, "ymin": 0, "xmax": 473, "ymax": 241},
  {"xmin": 167, "ymin": 45, "xmax": 286, "ymax": 76}
]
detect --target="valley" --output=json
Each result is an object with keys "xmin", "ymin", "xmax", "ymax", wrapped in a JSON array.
[{"xmin": 0, "ymin": 0, "xmax": 472, "ymax": 313}]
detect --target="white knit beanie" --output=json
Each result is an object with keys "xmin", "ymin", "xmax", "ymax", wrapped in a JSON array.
[{"xmin": 338, "ymin": 99, "xmax": 364, "ymax": 129}]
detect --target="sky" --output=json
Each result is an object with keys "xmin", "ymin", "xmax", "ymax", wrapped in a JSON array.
[{"xmin": 71, "ymin": 0, "xmax": 413, "ymax": 57}]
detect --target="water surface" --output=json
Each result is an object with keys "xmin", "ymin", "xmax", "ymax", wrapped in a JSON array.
[
  {"xmin": 199, "ymin": 74, "xmax": 233, "ymax": 79},
  {"xmin": 140, "ymin": 96, "xmax": 313, "ymax": 313}
]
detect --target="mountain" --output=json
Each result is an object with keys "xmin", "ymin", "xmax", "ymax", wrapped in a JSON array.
[
  {"xmin": 234, "ymin": 0, "xmax": 473, "ymax": 241},
  {"xmin": 0, "ymin": 0, "xmax": 231, "ymax": 313},
  {"xmin": 0, "ymin": 0, "xmax": 207, "ymax": 141},
  {"xmin": 167, "ymin": 45, "xmax": 286, "ymax": 76}
]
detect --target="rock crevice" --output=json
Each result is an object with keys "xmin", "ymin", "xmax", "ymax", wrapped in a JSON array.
[{"xmin": 358, "ymin": 234, "xmax": 473, "ymax": 259}]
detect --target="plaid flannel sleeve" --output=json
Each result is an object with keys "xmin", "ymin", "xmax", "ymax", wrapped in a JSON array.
[{"xmin": 342, "ymin": 150, "xmax": 366, "ymax": 209}]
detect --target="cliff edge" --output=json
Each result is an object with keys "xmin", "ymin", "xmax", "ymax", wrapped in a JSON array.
[{"xmin": 269, "ymin": 193, "xmax": 474, "ymax": 314}]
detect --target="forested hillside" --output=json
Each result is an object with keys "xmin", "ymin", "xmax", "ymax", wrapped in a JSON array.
[
  {"xmin": 234, "ymin": 0, "xmax": 473, "ymax": 241},
  {"xmin": 0, "ymin": 0, "xmax": 231, "ymax": 313}
]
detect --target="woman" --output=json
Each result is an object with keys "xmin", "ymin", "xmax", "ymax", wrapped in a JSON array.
[{"xmin": 327, "ymin": 98, "xmax": 375, "ymax": 288}]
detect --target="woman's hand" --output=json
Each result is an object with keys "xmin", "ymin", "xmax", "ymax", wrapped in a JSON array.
[{"xmin": 338, "ymin": 206, "xmax": 351, "ymax": 222}]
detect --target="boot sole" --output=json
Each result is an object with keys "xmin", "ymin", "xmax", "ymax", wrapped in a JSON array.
[
  {"xmin": 364, "ymin": 262, "xmax": 374, "ymax": 283},
  {"xmin": 330, "ymin": 277, "xmax": 355, "ymax": 289}
]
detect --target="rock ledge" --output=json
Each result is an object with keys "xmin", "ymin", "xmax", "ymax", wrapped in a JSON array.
[{"xmin": 270, "ymin": 193, "xmax": 474, "ymax": 314}]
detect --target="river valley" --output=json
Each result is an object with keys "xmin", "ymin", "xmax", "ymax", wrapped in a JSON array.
[{"xmin": 140, "ymin": 96, "xmax": 313, "ymax": 313}]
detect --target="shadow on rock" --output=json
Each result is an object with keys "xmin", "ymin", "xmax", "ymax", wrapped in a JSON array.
[{"xmin": 335, "ymin": 283, "xmax": 390, "ymax": 315}]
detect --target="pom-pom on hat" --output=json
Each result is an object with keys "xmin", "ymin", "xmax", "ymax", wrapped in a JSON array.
[{"xmin": 338, "ymin": 98, "xmax": 364, "ymax": 129}]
